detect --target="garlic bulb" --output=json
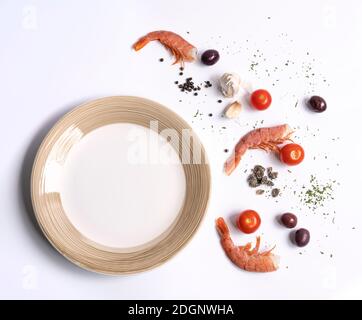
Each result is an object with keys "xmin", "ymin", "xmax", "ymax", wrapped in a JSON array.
[
  {"xmin": 224, "ymin": 101, "xmax": 242, "ymax": 119},
  {"xmin": 219, "ymin": 73, "xmax": 241, "ymax": 98}
]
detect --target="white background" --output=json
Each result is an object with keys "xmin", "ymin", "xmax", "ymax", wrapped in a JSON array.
[{"xmin": 1, "ymin": 0, "xmax": 362, "ymax": 299}]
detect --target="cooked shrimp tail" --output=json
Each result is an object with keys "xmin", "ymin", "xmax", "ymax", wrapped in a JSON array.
[
  {"xmin": 224, "ymin": 144, "xmax": 247, "ymax": 176},
  {"xmin": 216, "ymin": 217, "xmax": 231, "ymax": 238},
  {"xmin": 133, "ymin": 35, "xmax": 152, "ymax": 51}
]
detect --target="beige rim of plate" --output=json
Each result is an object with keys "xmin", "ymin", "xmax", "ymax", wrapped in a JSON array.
[{"xmin": 31, "ymin": 96, "xmax": 211, "ymax": 275}]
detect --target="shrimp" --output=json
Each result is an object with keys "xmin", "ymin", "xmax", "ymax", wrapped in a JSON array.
[
  {"xmin": 216, "ymin": 217, "xmax": 279, "ymax": 272},
  {"xmin": 133, "ymin": 30, "xmax": 197, "ymax": 65},
  {"xmin": 224, "ymin": 124, "xmax": 293, "ymax": 175}
]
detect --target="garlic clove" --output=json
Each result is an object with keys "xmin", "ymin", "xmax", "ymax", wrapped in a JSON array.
[{"xmin": 224, "ymin": 101, "xmax": 242, "ymax": 119}]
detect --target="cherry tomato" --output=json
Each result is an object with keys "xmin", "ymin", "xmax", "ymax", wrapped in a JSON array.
[
  {"xmin": 250, "ymin": 89, "xmax": 272, "ymax": 110},
  {"xmin": 237, "ymin": 210, "xmax": 261, "ymax": 234},
  {"xmin": 280, "ymin": 143, "xmax": 305, "ymax": 166}
]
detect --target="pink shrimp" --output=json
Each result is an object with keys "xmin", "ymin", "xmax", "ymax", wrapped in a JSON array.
[
  {"xmin": 216, "ymin": 217, "xmax": 279, "ymax": 272},
  {"xmin": 133, "ymin": 30, "xmax": 197, "ymax": 65},
  {"xmin": 224, "ymin": 124, "xmax": 293, "ymax": 175}
]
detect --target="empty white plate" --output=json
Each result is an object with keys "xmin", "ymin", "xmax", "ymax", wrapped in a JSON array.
[{"xmin": 31, "ymin": 96, "xmax": 211, "ymax": 274}]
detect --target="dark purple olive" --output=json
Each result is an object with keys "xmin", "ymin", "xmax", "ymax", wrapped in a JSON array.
[
  {"xmin": 308, "ymin": 96, "xmax": 327, "ymax": 113},
  {"xmin": 295, "ymin": 228, "xmax": 310, "ymax": 247},
  {"xmin": 201, "ymin": 49, "xmax": 220, "ymax": 66},
  {"xmin": 280, "ymin": 213, "xmax": 298, "ymax": 228}
]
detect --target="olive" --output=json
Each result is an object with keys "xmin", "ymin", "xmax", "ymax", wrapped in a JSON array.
[
  {"xmin": 308, "ymin": 96, "xmax": 327, "ymax": 113},
  {"xmin": 280, "ymin": 213, "xmax": 298, "ymax": 228},
  {"xmin": 295, "ymin": 228, "xmax": 310, "ymax": 247},
  {"xmin": 201, "ymin": 49, "xmax": 220, "ymax": 66}
]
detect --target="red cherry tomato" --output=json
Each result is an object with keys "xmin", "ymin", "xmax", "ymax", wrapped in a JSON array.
[
  {"xmin": 237, "ymin": 210, "xmax": 261, "ymax": 234},
  {"xmin": 250, "ymin": 89, "xmax": 272, "ymax": 110},
  {"xmin": 280, "ymin": 143, "xmax": 305, "ymax": 166}
]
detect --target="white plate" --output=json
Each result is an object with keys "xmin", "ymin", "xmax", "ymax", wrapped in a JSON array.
[{"xmin": 31, "ymin": 96, "xmax": 211, "ymax": 274}]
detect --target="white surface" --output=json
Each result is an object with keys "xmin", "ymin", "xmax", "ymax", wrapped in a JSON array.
[
  {"xmin": 1, "ymin": 0, "xmax": 362, "ymax": 299},
  {"xmin": 60, "ymin": 123, "xmax": 186, "ymax": 248}
]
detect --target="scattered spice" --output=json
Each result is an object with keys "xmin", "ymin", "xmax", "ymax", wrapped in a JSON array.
[
  {"xmin": 267, "ymin": 167, "xmax": 278, "ymax": 179},
  {"xmin": 254, "ymin": 165, "xmax": 265, "ymax": 179},
  {"xmin": 247, "ymin": 174, "xmax": 260, "ymax": 188},
  {"xmin": 247, "ymin": 165, "xmax": 281, "ymax": 198},
  {"xmin": 204, "ymin": 81, "xmax": 212, "ymax": 88},
  {"xmin": 177, "ymin": 77, "xmax": 200, "ymax": 93},
  {"xmin": 193, "ymin": 109, "xmax": 200, "ymax": 118},
  {"xmin": 224, "ymin": 149, "xmax": 229, "ymax": 153},
  {"xmin": 175, "ymin": 77, "xmax": 212, "ymax": 95},
  {"xmin": 299, "ymin": 175, "xmax": 336, "ymax": 211},
  {"xmin": 159, "ymin": 58, "xmax": 164, "ymax": 62},
  {"xmin": 261, "ymin": 176, "xmax": 268, "ymax": 184},
  {"xmin": 266, "ymin": 180, "xmax": 274, "ymax": 187},
  {"xmin": 250, "ymin": 62, "xmax": 259, "ymax": 71},
  {"xmin": 271, "ymin": 188, "xmax": 280, "ymax": 197},
  {"xmin": 217, "ymin": 99, "xmax": 223, "ymax": 103}
]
